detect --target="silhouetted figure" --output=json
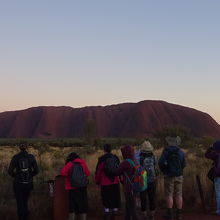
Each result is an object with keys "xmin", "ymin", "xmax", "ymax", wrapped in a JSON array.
[
  {"xmin": 95, "ymin": 144, "xmax": 121, "ymax": 218},
  {"xmin": 205, "ymin": 140, "xmax": 220, "ymax": 216},
  {"xmin": 138, "ymin": 141, "xmax": 158, "ymax": 220},
  {"xmin": 114, "ymin": 145, "xmax": 139, "ymax": 220},
  {"xmin": 8, "ymin": 142, "xmax": 39, "ymax": 220},
  {"xmin": 159, "ymin": 136, "xmax": 186, "ymax": 220},
  {"xmin": 61, "ymin": 152, "xmax": 90, "ymax": 220}
]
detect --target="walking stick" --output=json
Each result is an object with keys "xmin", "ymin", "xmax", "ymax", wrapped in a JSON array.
[{"xmin": 196, "ymin": 175, "xmax": 207, "ymax": 213}]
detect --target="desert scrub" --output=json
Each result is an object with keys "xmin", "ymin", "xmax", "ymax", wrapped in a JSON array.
[{"xmin": 0, "ymin": 143, "xmax": 217, "ymax": 219}]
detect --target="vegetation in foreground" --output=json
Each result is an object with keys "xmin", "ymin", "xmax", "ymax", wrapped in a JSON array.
[{"xmin": 0, "ymin": 134, "xmax": 216, "ymax": 219}]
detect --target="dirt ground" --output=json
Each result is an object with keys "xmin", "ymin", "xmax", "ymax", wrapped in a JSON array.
[{"xmin": 88, "ymin": 211, "xmax": 220, "ymax": 220}]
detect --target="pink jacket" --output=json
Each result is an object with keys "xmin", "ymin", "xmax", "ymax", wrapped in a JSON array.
[
  {"xmin": 60, "ymin": 158, "xmax": 90, "ymax": 190},
  {"xmin": 95, "ymin": 161, "xmax": 120, "ymax": 186}
]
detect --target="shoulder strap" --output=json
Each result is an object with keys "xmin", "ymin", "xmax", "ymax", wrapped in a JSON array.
[{"xmin": 126, "ymin": 159, "xmax": 135, "ymax": 167}]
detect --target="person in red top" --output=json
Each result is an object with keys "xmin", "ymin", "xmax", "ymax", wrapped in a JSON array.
[
  {"xmin": 95, "ymin": 144, "xmax": 121, "ymax": 217},
  {"xmin": 61, "ymin": 152, "xmax": 90, "ymax": 220}
]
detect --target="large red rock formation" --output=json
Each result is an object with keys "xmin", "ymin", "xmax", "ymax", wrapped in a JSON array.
[{"xmin": 0, "ymin": 100, "xmax": 219, "ymax": 138}]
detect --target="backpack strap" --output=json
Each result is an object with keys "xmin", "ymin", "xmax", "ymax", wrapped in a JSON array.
[
  {"xmin": 126, "ymin": 159, "xmax": 136, "ymax": 167},
  {"xmin": 125, "ymin": 159, "xmax": 140, "ymax": 181}
]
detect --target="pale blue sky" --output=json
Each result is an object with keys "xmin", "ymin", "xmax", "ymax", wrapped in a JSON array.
[{"xmin": 0, "ymin": 1, "xmax": 219, "ymax": 123}]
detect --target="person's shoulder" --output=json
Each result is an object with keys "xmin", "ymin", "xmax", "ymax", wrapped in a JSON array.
[
  {"xmin": 178, "ymin": 147, "xmax": 185, "ymax": 154},
  {"xmin": 27, "ymin": 153, "xmax": 37, "ymax": 160},
  {"xmin": 10, "ymin": 153, "xmax": 19, "ymax": 161},
  {"xmin": 112, "ymin": 153, "xmax": 119, "ymax": 159}
]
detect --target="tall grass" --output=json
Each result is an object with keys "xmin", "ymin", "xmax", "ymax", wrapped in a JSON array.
[{"xmin": 0, "ymin": 143, "xmax": 214, "ymax": 219}]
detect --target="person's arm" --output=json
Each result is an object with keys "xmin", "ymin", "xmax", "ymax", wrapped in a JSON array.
[
  {"xmin": 115, "ymin": 155, "xmax": 120, "ymax": 165},
  {"xmin": 31, "ymin": 156, "xmax": 39, "ymax": 177},
  {"xmin": 95, "ymin": 162, "xmax": 103, "ymax": 185},
  {"xmin": 114, "ymin": 161, "xmax": 128, "ymax": 176},
  {"xmin": 205, "ymin": 147, "xmax": 216, "ymax": 160},
  {"xmin": 159, "ymin": 150, "xmax": 168, "ymax": 174},
  {"xmin": 139, "ymin": 153, "xmax": 144, "ymax": 166},
  {"xmin": 8, "ymin": 156, "xmax": 16, "ymax": 177},
  {"xmin": 154, "ymin": 155, "xmax": 160, "ymax": 177},
  {"xmin": 181, "ymin": 151, "xmax": 186, "ymax": 169},
  {"xmin": 60, "ymin": 162, "xmax": 72, "ymax": 176}
]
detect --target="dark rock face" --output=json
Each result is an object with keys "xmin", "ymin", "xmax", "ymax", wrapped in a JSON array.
[{"xmin": 0, "ymin": 100, "xmax": 220, "ymax": 138}]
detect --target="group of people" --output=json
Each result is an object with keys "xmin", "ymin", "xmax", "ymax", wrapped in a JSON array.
[
  {"xmin": 90, "ymin": 137, "xmax": 185, "ymax": 220},
  {"xmin": 7, "ymin": 138, "xmax": 220, "ymax": 220}
]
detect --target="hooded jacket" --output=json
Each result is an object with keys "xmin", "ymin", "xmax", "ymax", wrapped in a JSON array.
[
  {"xmin": 159, "ymin": 146, "xmax": 186, "ymax": 176},
  {"xmin": 95, "ymin": 153, "xmax": 120, "ymax": 186},
  {"xmin": 114, "ymin": 145, "xmax": 136, "ymax": 193},
  {"xmin": 61, "ymin": 158, "xmax": 90, "ymax": 190}
]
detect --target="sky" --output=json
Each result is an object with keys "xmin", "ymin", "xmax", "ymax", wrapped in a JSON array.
[{"xmin": 0, "ymin": 0, "xmax": 219, "ymax": 123}]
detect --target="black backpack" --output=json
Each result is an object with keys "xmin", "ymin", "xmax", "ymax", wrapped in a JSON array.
[
  {"xmin": 167, "ymin": 150, "xmax": 182, "ymax": 177},
  {"xmin": 104, "ymin": 155, "xmax": 119, "ymax": 180},
  {"xmin": 17, "ymin": 157, "xmax": 31, "ymax": 183},
  {"xmin": 69, "ymin": 162, "xmax": 88, "ymax": 187}
]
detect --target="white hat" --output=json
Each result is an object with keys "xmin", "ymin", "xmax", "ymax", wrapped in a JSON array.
[{"xmin": 140, "ymin": 141, "xmax": 154, "ymax": 152}]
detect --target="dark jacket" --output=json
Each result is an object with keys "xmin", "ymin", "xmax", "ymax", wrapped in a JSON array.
[
  {"xmin": 8, "ymin": 151, "xmax": 39, "ymax": 184},
  {"xmin": 205, "ymin": 147, "xmax": 220, "ymax": 177},
  {"xmin": 95, "ymin": 153, "xmax": 120, "ymax": 186},
  {"xmin": 159, "ymin": 146, "xmax": 186, "ymax": 176},
  {"xmin": 114, "ymin": 145, "xmax": 136, "ymax": 193}
]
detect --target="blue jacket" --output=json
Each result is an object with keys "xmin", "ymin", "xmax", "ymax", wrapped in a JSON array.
[{"xmin": 159, "ymin": 146, "xmax": 186, "ymax": 176}]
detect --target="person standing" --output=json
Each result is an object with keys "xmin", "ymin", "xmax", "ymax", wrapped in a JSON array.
[
  {"xmin": 95, "ymin": 144, "xmax": 121, "ymax": 217},
  {"xmin": 139, "ymin": 141, "xmax": 158, "ymax": 220},
  {"xmin": 114, "ymin": 145, "xmax": 139, "ymax": 220},
  {"xmin": 61, "ymin": 152, "xmax": 90, "ymax": 220},
  {"xmin": 159, "ymin": 136, "xmax": 186, "ymax": 220},
  {"xmin": 205, "ymin": 140, "xmax": 220, "ymax": 216},
  {"xmin": 8, "ymin": 142, "xmax": 39, "ymax": 220}
]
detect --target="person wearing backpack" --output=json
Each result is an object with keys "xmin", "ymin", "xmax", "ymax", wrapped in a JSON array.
[
  {"xmin": 139, "ymin": 141, "xmax": 158, "ymax": 220},
  {"xmin": 95, "ymin": 144, "xmax": 121, "ymax": 217},
  {"xmin": 205, "ymin": 140, "xmax": 220, "ymax": 216},
  {"xmin": 114, "ymin": 145, "xmax": 147, "ymax": 220},
  {"xmin": 8, "ymin": 142, "xmax": 39, "ymax": 220},
  {"xmin": 61, "ymin": 152, "xmax": 90, "ymax": 220},
  {"xmin": 159, "ymin": 136, "xmax": 186, "ymax": 220}
]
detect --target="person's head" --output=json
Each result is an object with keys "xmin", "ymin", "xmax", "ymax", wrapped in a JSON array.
[
  {"xmin": 103, "ymin": 144, "xmax": 112, "ymax": 153},
  {"xmin": 19, "ymin": 142, "xmax": 28, "ymax": 151},
  {"xmin": 140, "ymin": 140, "xmax": 154, "ymax": 152},
  {"xmin": 65, "ymin": 152, "xmax": 80, "ymax": 164},
  {"xmin": 165, "ymin": 136, "xmax": 181, "ymax": 147},
  {"xmin": 121, "ymin": 145, "xmax": 135, "ymax": 160}
]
